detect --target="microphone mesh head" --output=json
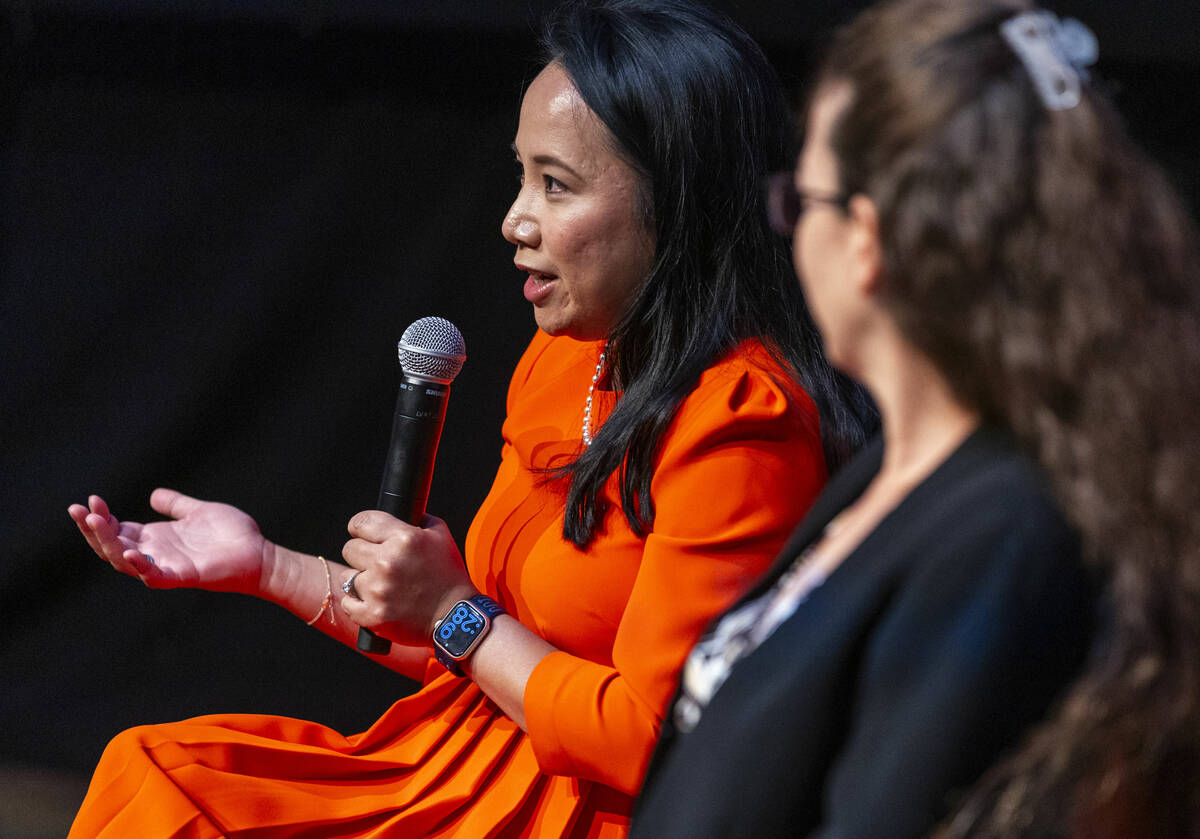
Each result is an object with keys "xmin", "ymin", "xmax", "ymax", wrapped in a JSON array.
[{"xmin": 397, "ymin": 316, "xmax": 467, "ymax": 384}]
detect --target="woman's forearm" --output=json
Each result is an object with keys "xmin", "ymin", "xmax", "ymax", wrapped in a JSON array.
[
  {"xmin": 459, "ymin": 614, "xmax": 556, "ymax": 730},
  {"xmin": 259, "ymin": 541, "xmax": 432, "ymax": 680},
  {"xmin": 261, "ymin": 540, "xmax": 557, "ymax": 714}
]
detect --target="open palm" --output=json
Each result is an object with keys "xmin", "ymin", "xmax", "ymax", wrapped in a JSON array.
[{"xmin": 68, "ymin": 489, "xmax": 267, "ymax": 595}]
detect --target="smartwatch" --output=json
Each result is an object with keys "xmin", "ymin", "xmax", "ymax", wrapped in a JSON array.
[{"xmin": 432, "ymin": 594, "xmax": 506, "ymax": 676}]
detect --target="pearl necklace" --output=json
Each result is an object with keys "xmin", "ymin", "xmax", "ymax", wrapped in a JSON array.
[{"xmin": 581, "ymin": 344, "xmax": 607, "ymax": 447}]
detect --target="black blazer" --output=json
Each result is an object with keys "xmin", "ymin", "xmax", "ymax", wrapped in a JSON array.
[{"xmin": 632, "ymin": 428, "xmax": 1096, "ymax": 839}]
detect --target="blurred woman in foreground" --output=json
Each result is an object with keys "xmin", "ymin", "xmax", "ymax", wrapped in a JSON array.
[{"xmin": 634, "ymin": 0, "xmax": 1200, "ymax": 836}]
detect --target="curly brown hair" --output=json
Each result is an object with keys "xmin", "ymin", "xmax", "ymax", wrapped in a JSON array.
[{"xmin": 816, "ymin": 0, "xmax": 1200, "ymax": 835}]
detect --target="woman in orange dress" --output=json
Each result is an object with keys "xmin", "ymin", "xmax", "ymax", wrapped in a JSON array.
[{"xmin": 66, "ymin": 1, "xmax": 875, "ymax": 836}]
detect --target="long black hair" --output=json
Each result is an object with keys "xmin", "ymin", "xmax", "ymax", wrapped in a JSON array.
[{"xmin": 541, "ymin": 0, "xmax": 877, "ymax": 547}]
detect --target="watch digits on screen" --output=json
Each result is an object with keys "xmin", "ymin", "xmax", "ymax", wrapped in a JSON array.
[
  {"xmin": 437, "ymin": 602, "xmax": 486, "ymax": 658},
  {"xmin": 432, "ymin": 595, "xmax": 506, "ymax": 675}
]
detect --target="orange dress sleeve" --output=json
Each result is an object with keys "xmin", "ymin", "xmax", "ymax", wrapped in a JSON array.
[{"xmin": 517, "ymin": 341, "xmax": 827, "ymax": 794}]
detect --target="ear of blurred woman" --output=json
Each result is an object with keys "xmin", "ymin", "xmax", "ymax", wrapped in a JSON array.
[{"xmin": 846, "ymin": 193, "xmax": 884, "ymax": 295}]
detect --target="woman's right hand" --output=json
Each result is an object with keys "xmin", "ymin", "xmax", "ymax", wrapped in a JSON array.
[{"xmin": 68, "ymin": 489, "xmax": 267, "ymax": 595}]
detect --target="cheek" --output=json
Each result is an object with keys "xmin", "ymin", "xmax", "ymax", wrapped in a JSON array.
[
  {"xmin": 600, "ymin": 229, "xmax": 653, "ymax": 310},
  {"xmin": 795, "ymin": 221, "xmax": 841, "ymax": 342},
  {"xmin": 577, "ymin": 216, "xmax": 644, "ymax": 287},
  {"xmin": 794, "ymin": 222, "xmax": 819, "ymax": 298},
  {"xmin": 549, "ymin": 213, "xmax": 595, "ymax": 272},
  {"xmin": 551, "ymin": 197, "xmax": 654, "ymax": 324},
  {"xmin": 792, "ymin": 230, "xmax": 807, "ymax": 285}
]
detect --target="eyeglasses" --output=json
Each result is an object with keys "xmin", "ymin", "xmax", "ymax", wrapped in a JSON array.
[{"xmin": 765, "ymin": 171, "xmax": 851, "ymax": 238}]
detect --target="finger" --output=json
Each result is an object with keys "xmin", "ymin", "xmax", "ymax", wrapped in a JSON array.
[
  {"xmin": 117, "ymin": 519, "xmax": 145, "ymax": 542},
  {"xmin": 346, "ymin": 509, "xmax": 411, "ymax": 543},
  {"xmin": 85, "ymin": 516, "xmax": 144, "ymax": 581},
  {"xmin": 85, "ymin": 512, "xmax": 133, "ymax": 563},
  {"xmin": 69, "ymin": 504, "xmax": 106, "ymax": 556},
  {"xmin": 339, "ymin": 588, "xmax": 367, "ymax": 623},
  {"xmin": 337, "ymin": 566, "xmax": 364, "ymax": 601},
  {"xmin": 86, "ymin": 495, "xmax": 125, "ymax": 535},
  {"xmin": 337, "ymin": 581, "xmax": 378, "ymax": 629},
  {"xmin": 341, "ymin": 538, "xmax": 369, "ymax": 571},
  {"xmin": 87, "ymin": 494, "xmax": 114, "ymax": 524},
  {"xmin": 149, "ymin": 487, "xmax": 205, "ymax": 520},
  {"xmin": 124, "ymin": 548, "xmax": 175, "ymax": 589},
  {"xmin": 68, "ymin": 503, "xmax": 94, "ymax": 529}
]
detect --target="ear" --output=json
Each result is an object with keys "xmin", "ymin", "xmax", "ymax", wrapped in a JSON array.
[{"xmin": 845, "ymin": 194, "xmax": 884, "ymax": 296}]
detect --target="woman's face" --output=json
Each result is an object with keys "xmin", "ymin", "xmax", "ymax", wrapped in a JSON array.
[
  {"xmin": 503, "ymin": 63, "xmax": 655, "ymax": 341},
  {"xmin": 793, "ymin": 84, "xmax": 863, "ymax": 371}
]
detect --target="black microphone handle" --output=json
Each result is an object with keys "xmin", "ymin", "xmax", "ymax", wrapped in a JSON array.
[{"xmin": 357, "ymin": 376, "xmax": 451, "ymax": 655}]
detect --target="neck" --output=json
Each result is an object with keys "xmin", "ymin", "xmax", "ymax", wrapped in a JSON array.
[{"xmin": 859, "ymin": 332, "xmax": 980, "ymax": 490}]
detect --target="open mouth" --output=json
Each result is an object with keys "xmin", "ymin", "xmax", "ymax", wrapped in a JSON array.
[{"xmin": 523, "ymin": 271, "xmax": 558, "ymax": 304}]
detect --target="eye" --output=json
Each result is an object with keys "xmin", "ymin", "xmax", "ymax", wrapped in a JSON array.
[{"xmin": 543, "ymin": 175, "xmax": 565, "ymax": 194}]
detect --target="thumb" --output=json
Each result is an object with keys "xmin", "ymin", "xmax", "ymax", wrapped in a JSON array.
[{"xmin": 149, "ymin": 487, "xmax": 205, "ymax": 520}]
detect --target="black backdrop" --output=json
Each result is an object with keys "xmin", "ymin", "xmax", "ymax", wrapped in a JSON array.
[{"xmin": 2, "ymin": 1, "xmax": 1197, "ymax": 777}]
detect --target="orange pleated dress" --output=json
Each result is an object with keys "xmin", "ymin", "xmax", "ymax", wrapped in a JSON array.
[{"xmin": 69, "ymin": 331, "xmax": 827, "ymax": 838}]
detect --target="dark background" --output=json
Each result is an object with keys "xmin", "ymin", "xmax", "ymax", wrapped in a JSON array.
[{"xmin": 2, "ymin": 0, "xmax": 1197, "ymax": 786}]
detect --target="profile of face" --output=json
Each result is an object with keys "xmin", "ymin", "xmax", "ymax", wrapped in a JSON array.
[
  {"xmin": 793, "ymin": 83, "xmax": 871, "ymax": 373},
  {"xmin": 503, "ymin": 62, "xmax": 655, "ymax": 341}
]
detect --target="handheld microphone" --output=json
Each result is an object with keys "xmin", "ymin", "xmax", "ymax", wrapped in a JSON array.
[{"xmin": 357, "ymin": 316, "xmax": 467, "ymax": 654}]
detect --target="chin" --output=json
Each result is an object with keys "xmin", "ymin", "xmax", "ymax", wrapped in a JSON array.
[
  {"xmin": 534, "ymin": 314, "xmax": 604, "ymax": 342},
  {"xmin": 534, "ymin": 320, "xmax": 569, "ymax": 338}
]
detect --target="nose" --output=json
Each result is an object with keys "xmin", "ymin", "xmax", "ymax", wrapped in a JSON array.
[{"xmin": 502, "ymin": 195, "xmax": 539, "ymax": 248}]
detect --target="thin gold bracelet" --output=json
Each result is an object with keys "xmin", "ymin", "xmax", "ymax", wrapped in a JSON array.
[{"xmin": 305, "ymin": 556, "xmax": 334, "ymax": 626}]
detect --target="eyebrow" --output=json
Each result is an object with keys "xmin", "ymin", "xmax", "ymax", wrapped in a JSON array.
[{"xmin": 510, "ymin": 141, "xmax": 584, "ymax": 181}]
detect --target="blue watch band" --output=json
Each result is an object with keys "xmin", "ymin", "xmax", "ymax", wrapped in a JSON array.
[{"xmin": 468, "ymin": 594, "xmax": 506, "ymax": 621}]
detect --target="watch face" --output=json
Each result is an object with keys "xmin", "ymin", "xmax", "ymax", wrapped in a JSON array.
[{"xmin": 436, "ymin": 601, "xmax": 488, "ymax": 659}]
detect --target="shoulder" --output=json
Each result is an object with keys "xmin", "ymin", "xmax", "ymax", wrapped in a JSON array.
[
  {"xmin": 911, "ymin": 428, "xmax": 1075, "ymax": 555},
  {"xmin": 646, "ymin": 339, "xmax": 828, "ymax": 517},
  {"xmin": 671, "ymin": 338, "xmax": 820, "ymax": 441},
  {"xmin": 881, "ymin": 428, "xmax": 1090, "ymax": 634}
]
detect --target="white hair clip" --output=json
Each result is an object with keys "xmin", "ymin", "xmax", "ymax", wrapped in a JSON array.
[{"xmin": 1000, "ymin": 10, "xmax": 1098, "ymax": 111}]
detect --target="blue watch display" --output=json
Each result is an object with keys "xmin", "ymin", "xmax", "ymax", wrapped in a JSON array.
[{"xmin": 432, "ymin": 594, "xmax": 506, "ymax": 676}]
